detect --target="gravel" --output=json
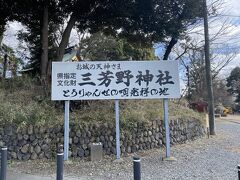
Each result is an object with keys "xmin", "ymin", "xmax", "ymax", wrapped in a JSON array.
[{"xmin": 9, "ymin": 115, "xmax": 240, "ymax": 180}]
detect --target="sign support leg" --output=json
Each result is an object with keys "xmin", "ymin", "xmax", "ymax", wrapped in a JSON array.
[
  {"xmin": 115, "ymin": 99, "xmax": 121, "ymax": 160},
  {"xmin": 163, "ymin": 98, "xmax": 171, "ymax": 158},
  {"xmin": 64, "ymin": 100, "xmax": 70, "ymax": 161},
  {"xmin": 162, "ymin": 99, "xmax": 176, "ymax": 161}
]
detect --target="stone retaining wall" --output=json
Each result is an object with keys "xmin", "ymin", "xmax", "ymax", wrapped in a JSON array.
[{"xmin": 0, "ymin": 119, "xmax": 205, "ymax": 160}]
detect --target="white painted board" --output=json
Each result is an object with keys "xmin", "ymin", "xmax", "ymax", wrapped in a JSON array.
[{"xmin": 51, "ymin": 61, "xmax": 180, "ymax": 100}]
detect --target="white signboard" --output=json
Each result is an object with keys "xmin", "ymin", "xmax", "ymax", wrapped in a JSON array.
[{"xmin": 51, "ymin": 61, "xmax": 180, "ymax": 100}]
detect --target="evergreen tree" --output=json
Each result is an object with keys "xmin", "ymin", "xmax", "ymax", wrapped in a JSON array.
[
  {"xmin": 227, "ymin": 67, "xmax": 240, "ymax": 103},
  {"xmin": 79, "ymin": 32, "xmax": 157, "ymax": 61},
  {"xmin": 1, "ymin": 0, "xmax": 204, "ymax": 81}
]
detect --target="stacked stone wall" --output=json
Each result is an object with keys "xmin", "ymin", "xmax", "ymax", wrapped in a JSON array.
[{"xmin": 0, "ymin": 119, "xmax": 205, "ymax": 160}]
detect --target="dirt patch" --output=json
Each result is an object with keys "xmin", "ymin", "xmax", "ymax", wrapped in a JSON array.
[{"xmin": 225, "ymin": 146, "xmax": 240, "ymax": 154}]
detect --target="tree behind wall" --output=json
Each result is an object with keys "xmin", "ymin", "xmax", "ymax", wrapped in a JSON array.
[
  {"xmin": 17, "ymin": 0, "xmax": 64, "ymax": 79},
  {"xmin": 0, "ymin": 44, "xmax": 22, "ymax": 79},
  {"xmin": 10, "ymin": 0, "xmax": 204, "ymax": 82},
  {"xmin": 87, "ymin": 0, "xmax": 204, "ymax": 61},
  {"xmin": 185, "ymin": 49, "xmax": 232, "ymax": 105},
  {"xmin": 186, "ymin": 50, "xmax": 207, "ymax": 101},
  {"xmin": 227, "ymin": 67, "xmax": 240, "ymax": 104},
  {"xmin": 79, "ymin": 32, "xmax": 157, "ymax": 61}
]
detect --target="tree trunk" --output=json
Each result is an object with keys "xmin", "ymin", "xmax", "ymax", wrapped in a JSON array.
[
  {"xmin": 0, "ymin": 34, "xmax": 3, "ymax": 47},
  {"xmin": 56, "ymin": 15, "xmax": 76, "ymax": 61},
  {"xmin": 163, "ymin": 37, "xmax": 178, "ymax": 60},
  {"xmin": 40, "ymin": 5, "xmax": 49, "ymax": 83},
  {"xmin": 3, "ymin": 54, "xmax": 7, "ymax": 79}
]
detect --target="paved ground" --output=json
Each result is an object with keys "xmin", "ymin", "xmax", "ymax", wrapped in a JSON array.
[
  {"xmin": 7, "ymin": 172, "xmax": 80, "ymax": 180},
  {"xmin": 7, "ymin": 115, "xmax": 240, "ymax": 180}
]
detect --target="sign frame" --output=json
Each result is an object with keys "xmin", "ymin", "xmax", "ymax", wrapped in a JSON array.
[
  {"xmin": 51, "ymin": 60, "xmax": 180, "ymax": 101},
  {"xmin": 51, "ymin": 60, "xmax": 180, "ymax": 161}
]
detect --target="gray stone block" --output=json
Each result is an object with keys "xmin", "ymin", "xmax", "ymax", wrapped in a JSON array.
[{"xmin": 90, "ymin": 143, "xmax": 102, "ymax": 161}]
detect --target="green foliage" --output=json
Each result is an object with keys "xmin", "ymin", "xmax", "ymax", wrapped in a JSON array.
[
  {"xmin": 0, "ymin": 44, "xmax": 23, "ymax": 78},
  {"xmin": 80, "ymin": 32, "xmax": 157, "ymax": 60},
  {"xmin": 80, "ymin": 32, "xmax": 121, "ymax": 60},
  {"xmin": 119, "ymin": 39, "xmax": 157, "ymax": 60},
  {"xmin": 15, "ymin": 0, "xmax": 65, "ymax": 75},
  {"xmin": 227, "ymin": 66, "xmax": 240, "ymax": 103},
  {"xmin": 2, "ymin": 0, "xmax": 204, "ymax": 75},
  {"xmin": 0, "ymin": 0, "xmax": 16, "ymax": 35},
  {"xmin": 87, "ymin": 0, "xmax": 204, "ymax": 45}
]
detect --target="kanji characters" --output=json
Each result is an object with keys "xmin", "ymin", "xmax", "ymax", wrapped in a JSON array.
[
  {"xmin": 156, "ymin": 71, "xmax": 174, "ymax": 86},
  {"xmin": 57, "ymin": 63, "xmax": 176, "ymax": 100},
  {"xmin": 116, "ymin": 70, "xmax": 133, "ymax": 86},
  {"xmin": 78, "ymin": 73, "xmax": 96, "ymax": 86},
  {"xmin": 98, "ymin": 71, "xmax": 114, "ymax": 87},
  {"xmin": 136, "ymin": 70, "xmax": 154, "ymax": 86}
]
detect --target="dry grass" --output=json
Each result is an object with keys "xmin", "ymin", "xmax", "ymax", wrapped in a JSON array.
[
  {"xmin": 0, "ymin": 76, "xmax": 205, "ymax": 127},
  {"xmin": 72, "ymin": 99, "xmax": 205, "ymax": 129}
]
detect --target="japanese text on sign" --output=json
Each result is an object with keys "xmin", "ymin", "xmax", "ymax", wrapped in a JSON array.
[{"xmin": 51, "ymin": 61, "xmax": 180, "ymax": 100}]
